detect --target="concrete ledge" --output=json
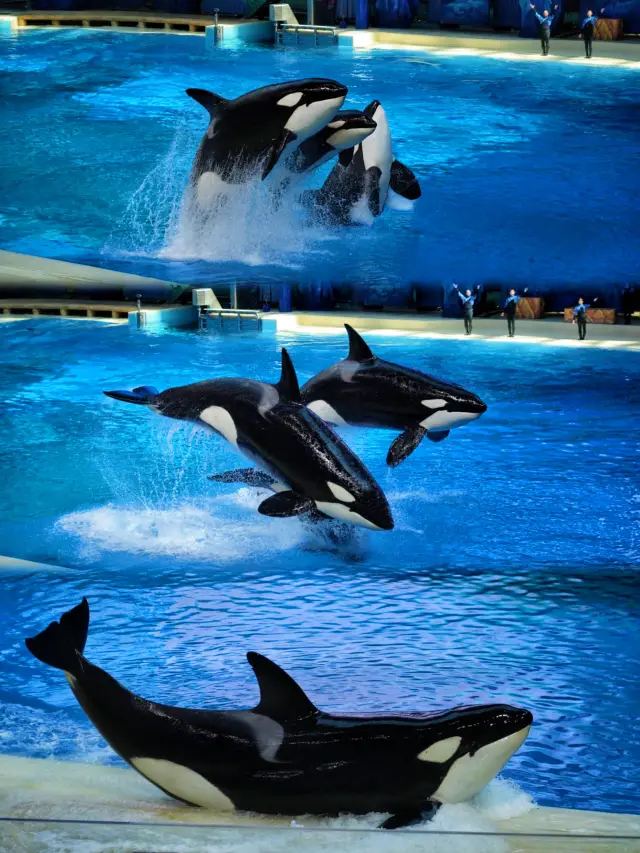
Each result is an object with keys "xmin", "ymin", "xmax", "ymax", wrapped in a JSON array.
[
  {"xmin": 262, "ymin": 311, "xmax": 640, "ymax": 350},
  {"xmin": 338, "ymin": 28, "xmax": 640, "ymax": 63},
  {"xmin": 0, "ymin": 250, "xmax": 183, "ymax": 294},
  {"xmin": 0, "ymin": 555, "xmax": 71, "ymax": 572},
  {"xmin": 1, "ymin": 755, "xmax": 639, "ymax": 852},
  {"xmin": 14, "ymin": 10, "xmax": 213, "ymax": 32}
]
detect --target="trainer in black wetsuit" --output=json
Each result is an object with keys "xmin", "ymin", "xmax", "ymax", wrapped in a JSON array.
[
  {"xmin": 573, "ymin": 296, "xmax": 599, "ymax": 340},
  {"xmin": 580, "ymin": 9, "xmax": 605, "ymax": 58},
  {"xmin": 530, "ymin": 3, "xmax": 559, "ymax": 55},
  {"xmin": 453, "ymin": 284, "xmax": 483, "ymax": 335},
  {"xmin": 502, "ymin": 288, "xmax": 529, "ymax": 338},
  {"xmin": 621, "ymin": 284, "xmax": 634, "ymax": 325}
]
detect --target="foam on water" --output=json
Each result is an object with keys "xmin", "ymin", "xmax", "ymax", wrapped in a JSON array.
[
  {"xmin": 57, "ymin": 490, "xmax": 308, "ymax": 562},
  {"xmin": 112, "ymin": 123, "xmax": 342, "ymax": 270},
  {"xmin": 2, "ymin": 767, "xmax": 536, "ymax": 853}
]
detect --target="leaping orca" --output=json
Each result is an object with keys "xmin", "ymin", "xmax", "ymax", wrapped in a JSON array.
[
  {"xmin": 104, "ymin": 349, "xmax": 393, "ymax": 531},
  {"xmin": 300, "ymin": 325, "xmax": 487, "ymax": 467},
  {"xmin": 283, "ymin": 109, "xmax": 377, "ymax": 177},
  {"xmin": 186, "ymin": 78, "xmax": 347, "ymax": 207},
  {"xmin": 25, "ymin": 599, "xmax": 533, "ymax": 829},
  {"xmin": 302, "ymin": 100, "xmax": 421, "ymax": 226}
]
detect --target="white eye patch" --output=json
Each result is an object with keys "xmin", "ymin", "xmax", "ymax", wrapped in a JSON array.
[
  {"xmin": 277, "ymin": 92, "xmax": 303, "ymax": 108},
  {"xmin": 421, "ymin": 399, "xmax": 447, "ymax": 410},
  {"xmin": 327, "ymin": 481, "xmax": 355, "ymax": 503},
  {"xmin": 327, "ymin": 120, "xmax": 345, "ymax": 128},
  {"xmin": 417, "ymin": 736, "xmax": 462, "ymax": 763}
]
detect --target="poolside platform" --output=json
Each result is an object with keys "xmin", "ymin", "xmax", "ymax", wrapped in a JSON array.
[
  {"xmin": 265, "ymin": 311, "xmax": 640, "ymax": 351},
  {"xmin": 338, "ymin": 28, "xmax": 640, "ymax": 65},
  {"xmin": 1, "ymin": 754, "xmax": 639, "ymax": 852},
  {"xmin": 2, "ymin": 10, "xmax": 272, "ymax": 41}
]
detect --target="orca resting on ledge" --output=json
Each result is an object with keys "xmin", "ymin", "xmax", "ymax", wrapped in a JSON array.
[{"xmin": 25, "ymin": 599, "xmax": 533, "ymax": 829}]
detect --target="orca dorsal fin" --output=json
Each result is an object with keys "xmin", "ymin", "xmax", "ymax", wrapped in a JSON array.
[
  {"xmin": 247, "ymin": 652, "xmax": 319, "ymax": 721},
  {"xmin": 345, "ymin": 324, "xmax": 374, "ymax": 362},
  {"xmin": 186, "ymin": 88, "xmax": 228, "ymax": 117},
  {"xmin": 275, "ymin": 348, "xmax": 301, "ymax": 402}
]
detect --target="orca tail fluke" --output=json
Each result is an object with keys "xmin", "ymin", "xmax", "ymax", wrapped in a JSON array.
[
  {"xmin": 25, "ymin": 598, "xmax": 90, "ymax": 674},
  {"xmin": 103, "ymin": 386, "xmax": 159, "ymax": 405}
]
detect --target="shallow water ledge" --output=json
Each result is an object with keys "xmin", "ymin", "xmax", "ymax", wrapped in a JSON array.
[{"xmin": 1, "ymin": 755, "xmax": 639, "ymax": 853}]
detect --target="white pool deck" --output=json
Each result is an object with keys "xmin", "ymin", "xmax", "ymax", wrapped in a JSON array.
[
  {"xmin": 1, "ymin": 754, "xmax": 639, "ymax": 852},
  {"xmin": 267, "ymin": 311, "xmax": 640, "ymax": 351}
]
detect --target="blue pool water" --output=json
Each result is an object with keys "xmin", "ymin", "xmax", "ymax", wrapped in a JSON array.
[
  {"xmin": 0, "ymin": 319, "xmax": 639, "ymax": 815},
  {"xmin": 0, "ymin": 29, "xmax": 639, "ymax": 301}
]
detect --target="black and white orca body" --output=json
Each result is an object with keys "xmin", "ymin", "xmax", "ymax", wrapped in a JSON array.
[
  {"xmin": 25, "ymin": 599, "xmax": 533, "ymax": 829},
  {"xmin": 186, "ymin": 79, "xmax": 347, "ymax": 207},
  {"xmin": 283, "ymin": 109, "xmax": 377, "ymax": 177},
  {"xmin": 104, "ymin": 350, "xmax": 393, "ymax": 531},
  {"xmin": 303, "ymin": 100, "xmax": 421, "ymax": 226},
  {"xmin": 300, "ymin": 325, "xmax": 487, "ymax": 467}
]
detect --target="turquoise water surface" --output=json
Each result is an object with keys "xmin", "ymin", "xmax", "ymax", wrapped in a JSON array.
[
  {"xmin": 0, "ymin": 319, "xmax": 638, "ymax": 814},
  {"xmin": 0, "ymin": 29, "xmax": 639, "ymax": 304}
]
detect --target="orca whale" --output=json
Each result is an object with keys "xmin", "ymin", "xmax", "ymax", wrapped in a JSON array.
[
  {"xmin": 283, "ymin": 109, "xmax": 377, "ymax": 177},
  {"xmin": 103, "ymin": 349, "xmax": 393, "ymax": 531},
  {"xmin": 303, "ymin": 100, "xmax": 421, "ymax": 226},
  {"xmin": 300, "ymin": 325, "xmax": 487, "ymax": 467},
  {"xmin": 186, "ymin": 78, "xmax": 348, "ymax": 206},
  {"xmin": 25, "ymin": 599, "xmax": 533, "ymax": 829}
]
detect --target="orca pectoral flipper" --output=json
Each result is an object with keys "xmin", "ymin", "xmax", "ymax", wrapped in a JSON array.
[
  {"xmin": 209, "ymin": 468, "xmax": 276, "ymax": 488},
  {"xmin": 379, "ymin": 801, "xmax": 440, "ymax": 830},
  {"xmin": 247, "ymin": 652, "xmax": 318, "ymax": 722},
  {"xmin": 366, "ymin": 166, "xmax": 383, "ymax": 217},
  {"xmin": 263, "ymin": 129, "xmax": 298, "ymax": 180},
  {"xmin": 258, "ymin": 491, "xmax": 313, "ymax": 518},
  {"xmin": 386, "ymin": 426, "xmax": 428, "ymax": 467},
  {"xmin": 389, "ymin": 160, "xmax": 421, "ymax": 201},
  {"xmin": 427, "ymin": 430, "xmax": 450, "ymax": 443},
  {"xmin": 338, "ymin": 147, "xmax": 355, "ymax": 167}
]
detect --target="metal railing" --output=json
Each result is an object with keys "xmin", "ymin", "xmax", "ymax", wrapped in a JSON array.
[
  {"xmin": 199, "ymin": 308, "xmax": 263, "ymax": 332},
  {"xmin": 274, "ymin": 22, "xmax": 338, "ymax": 45}
]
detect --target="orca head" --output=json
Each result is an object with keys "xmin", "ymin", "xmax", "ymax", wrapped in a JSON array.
[
  {"xmin": 314, "ymin": 477, "xmax": 394, "ymax": 532},
  {"xmin": 324, "ymin": 110, "xmax": 377, "ymax": 153},
  {"xmin": 273, "ymin": 78, "xmax": 348, "ymax": 142},
  {"xmin": 419, "ymin": 385, "xmax": 487, "ymax": 433},
  {"xmin": 417, "ymin": 704, "xmax": 532, "ymax": 803}
]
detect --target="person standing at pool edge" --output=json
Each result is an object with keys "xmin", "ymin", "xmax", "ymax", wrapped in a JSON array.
[
  {"xmin": 573, "ymin": 296, "xmax": 599, "ymax": 340},
  {"xmin": 530, "ymin": 3, "xmax": 560, "ymax": 56},
  {"xmin": 453, "ymin": 284, "xmax": 483, "ymax": 336},
  {"xmin": 502, "ymin": 288, "xmax": 529, "ymax": 338},
  {"xmin": 580, "ymin": 8, "xmax": 605, "ymax": 58},
  {"xmin": 621, "ymin": 285, "xmax": 634, "ymax": 325}
]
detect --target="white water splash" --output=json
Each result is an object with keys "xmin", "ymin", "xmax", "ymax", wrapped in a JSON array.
[
  {"xmin": 57, "ymin": 489, "xmax": 308, "ymax": 562},
  {"xmin": 109, "ymin": 125, "xmax": 341, "ymax": 269}
]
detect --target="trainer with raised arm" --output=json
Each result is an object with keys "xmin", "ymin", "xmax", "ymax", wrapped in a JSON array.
[
  {"xmin": 580, "ymin": 8, "xmax": 605, "ymax": 57},
  {"xmin": 530, "ymin": 3, "xmax": 559, "ymax": 55},
  {"xmin": 453, "ymin": 284, "xmax": 483, "ymax": 336},
  {"xmin": 573, "ymin": 296, "xmax": 599, "ymax": 340}
]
